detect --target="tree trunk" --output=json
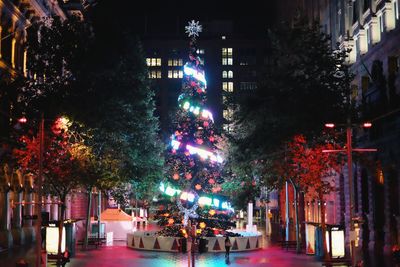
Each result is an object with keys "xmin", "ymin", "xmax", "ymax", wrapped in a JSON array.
[
  {"xmin": 84, "ymin": 187, "xmax": 92, "ymax": 250},
  {"xmin": 57, "ymin": 195, "xmax": 66, "ymax": 266},
  {"xmin": 290, "ymin": 179, "xmax": 301, "ymax": 253},
  {"xmin": 319, "ymin": 190, "xmax": 329, "ymax": 261}
]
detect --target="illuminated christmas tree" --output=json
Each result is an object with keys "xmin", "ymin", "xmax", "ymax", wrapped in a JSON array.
[{"xmin": 157, "ymin": 21, "xmax": 233, "ymax": 233}]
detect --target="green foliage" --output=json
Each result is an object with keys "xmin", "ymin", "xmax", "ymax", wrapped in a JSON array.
[{"xmin": 226, "ymin": 17, "xmax": 353, "ymax": 192}]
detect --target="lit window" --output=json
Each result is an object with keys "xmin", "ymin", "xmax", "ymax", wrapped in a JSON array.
[
  {"xmin": 168, "ymin": 59, "xmax": 183, "ymax": 66},
  {"xmin": 222, "ymin": 71, "xmax": 227, "ymax": 78},
  {"xmin": 197, "ymin": 49, "xmax": 205, "ymax": 54},
  {"xmin": 394, "ymin": 0, "xmax": 399, "ymax": 20},
  {"xmin": 222, "ymin": 48, "xmax": 233, "ymax": 65},
  {"xmin": 223, "ymin": 82, "xmax": 234, "ymax": 92},
  {"xmin": 228, "ymin": 70, "xmax": 233, "ymax": 78},
  {"xmin": 168, "ymin": 59, "xmax": 173, "ymax": 66},
  {"xmin": 168, "ymin": 70, "xmax": 182, "ymax": 79},
  {"xmin": 147, "ymin": 58, "xmax": 162, "ymax": 67},
  {"xmin": 149, "ymin": 70, "xmax": 162, "ymax": 79},
  {"xmin": 222, "ymin": 36, "xmax": 226, "ymax": 40},
  {"xmin": 11, "ymin": 38, "xmax": 16, "ymax": 68}
]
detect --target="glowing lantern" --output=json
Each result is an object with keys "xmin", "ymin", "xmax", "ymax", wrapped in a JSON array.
[
  {"xmin": 195, "ymin": 184, "xmax": 202, "ymax": 190},
  {"xmin": 196, "ymin": 138, "xmax": 203, "ymax": 145},
  {"xmin": 209, "ymin": 209, "xmax": 216, "ymax": 216},
  {"xmin": 173, "ymin": 173, "xmax": 179, "ymax": 180},
  {"xmin": 196, "ymin": 229, "xmax": 202, "ymax": 234},
  {"xmin": 203, "ymin": 121, "xmax": 209, "ymax": 127},
  {"xmin": 209, "ymin": 136, "xmax": 215, "ymax": 142},
  {"xmin": 199, "ymin": 222, "xmax": 206, "ymax": 229},
  {"xmin": 208, "ymin": 179, "xmax": 215, "ymax": 184},
  {"xmin": 185, "ymin": 173, "xmax": 192, "ymax": 180},
  {"xmin": 168, "ymin": 218, "xmax": 174, "ymax": 225}
]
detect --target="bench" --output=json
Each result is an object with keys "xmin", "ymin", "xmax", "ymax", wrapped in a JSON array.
[
  {"xmin": 278, "ymin": 240, "xmax": 298, "ymax": 251},
  {"xmin": 322, "ymin": 258, "xmax": 352, "ymax": 267}
]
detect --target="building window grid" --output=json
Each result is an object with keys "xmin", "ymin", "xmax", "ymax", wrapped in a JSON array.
[
  {"xmin": 222, "ymin": 47, "xmax": 233, "ymax": 66},
  {"xmin": 149, "ymin": 70, "xmax": 162, "ymax": 79},
  {"xmin": 168, "ymin": 59, "xmax": 183, "ymax": 66},
  {"xmin": 222, "ymin": 70, "xmax": 233, "ymax": 79},
  {"xmin": 168, "ymin": 70, "xmax": 183, "ymax": 79},
  {"xmin": 147, "ymin": 58, "xmax": 162, "ymax": 67},
  {"xmin": 222, "ymin": 82, "xmax": 234, "ymax": 92},
  {"xmin": 366, "ymin": 27, "xmax": 371, "ymax": 45}
]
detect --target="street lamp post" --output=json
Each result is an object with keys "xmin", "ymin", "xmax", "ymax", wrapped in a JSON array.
[
  {"xmin": 36, "ymin": 113, "xmax": 44, "ymax": 267},
  {"xmin": 323, "ymin": 120, "xmax": 377, "ymax": 264}
]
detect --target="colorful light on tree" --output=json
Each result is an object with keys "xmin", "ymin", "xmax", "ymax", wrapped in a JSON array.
[{"xmin": 162, "ymin": 20, "xmax": 228, "ymax": 227}]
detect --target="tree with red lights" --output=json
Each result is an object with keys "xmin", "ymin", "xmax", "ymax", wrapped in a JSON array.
[
  {"xmin": 275, "ymin": 135, "xmax": 341, "ymax": 259},
  {"xmin": 13, "ymin": 117, "xmax": 83, "ymax": 265},
  {"xmin": 157, "ymin": 21, "xmax": 232, "ymax": 235}
]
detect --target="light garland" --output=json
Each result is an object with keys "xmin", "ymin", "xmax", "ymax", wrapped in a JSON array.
[
  {"xmin": 159, "ymin": 182, "xmax": 234, "ymax": 212},
  {"xmin": 180, "ymin": 100, "xmax": 214, "ymax": 122},
  {"xmin": 170, "ymin": 135, "xmax": 223, "ymax": 163},
  {"xmin": 183, "ymin": 64, "xmax": 207, "ymax": 87}
]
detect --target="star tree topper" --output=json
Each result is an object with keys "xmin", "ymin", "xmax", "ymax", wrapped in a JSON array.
[{"xmin": 185, "ymin": 20, "xmax": 202, "ymax": 38}]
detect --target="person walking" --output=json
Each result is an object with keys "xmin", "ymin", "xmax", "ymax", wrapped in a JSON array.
[{"xmin": 225, "ymin": 236, "xmax": 232, "ymax": 258}]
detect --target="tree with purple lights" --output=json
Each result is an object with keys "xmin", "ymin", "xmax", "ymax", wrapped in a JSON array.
[{"xmin": 156, "ymin": 21, "xmax": 233, "ymax": 235}]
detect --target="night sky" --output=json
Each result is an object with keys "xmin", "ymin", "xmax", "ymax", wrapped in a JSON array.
[{"xmin": 90, "ymin": 0, "xmax": 278, "ymax": 36}]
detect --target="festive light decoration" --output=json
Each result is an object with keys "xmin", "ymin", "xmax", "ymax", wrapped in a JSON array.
[
  {"xmin": 183, "ymin": 64, "xmax": 207, "ymax": 86},
  {"xmin": 169, "ymin": 136, "xmax": 223, "ymax": 163},
  {"xmin": 159, "ymin": 182, "xmax": 233, "ymax": 212},
  {"xmin": 199, "ymin": 222, "xmax": 206, "ymax": 229},
  {"xmin": 185, "ymin": 20, "xmax": 202, "ymax": 38},
  {"xmin": 163, "ymin": 21, "xmax": 232, "ymax": 227},
  {"xmin": 179, "ymin": 100, "xmax": 214, "ymax": 122}
]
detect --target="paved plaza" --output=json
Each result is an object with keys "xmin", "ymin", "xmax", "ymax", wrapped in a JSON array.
[{"xmin": 2, "ymin": 240, "xmax": 324, "ymax": 267}]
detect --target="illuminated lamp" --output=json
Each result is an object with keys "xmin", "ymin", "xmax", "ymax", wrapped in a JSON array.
[
  {"xmin": 208, "ymin": 179, "xmax": 215, "ymax": 184},
  {"xmin": 180, "ymin": 192, "xmax": 194, "ymax": 202},
  {"xmin": 196, "ymin": 229, "xmax": 202, "ymax": 234},
  {"xmin": 325, "ymin": 123, "xmax": 335, "ymax": 128},
  {"xmin": 209, "ymin": 209, "xmax": 216, "ymax": 216},
  {"xmin": 168, "ymin": 218, "xmax": 174, "ymax": 225},
  {"xmin": 195, "ymin": 184, "xmax": 202, "ymax": 190},
  {"xmin": 173, "ymin": 173, "xmax": 179, "ymax": 180},
  {"xmin": 199, "ymin": 222, "xmax": 206, "ymax": 229},
  {"xmin": 171, "ymin": 139, "xmax": 181, "ymax": 150},
  {"xmin": 185, "ymin": 173, "xmax": 192, "ymax": 180},
  {"xmin": 18, "ymin": 117, "xmax": 27, "ymax": 123},
  {"xmin": 363, "ymin": 122, "xmax": 372, "ymax": 128},
  {"xmin": 46, "ymin": 226, "xmax": 66, "ymax": 254}
]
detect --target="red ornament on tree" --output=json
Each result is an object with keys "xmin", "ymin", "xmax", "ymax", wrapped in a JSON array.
[
  {"xmin": 185, "ymin": 173, "xmax": 192, "ymax": 180},
  {"xmin": 173, "ymin": 173, "xmax": 179, "ymax": 180},
  {"xmin": 195, "ymin": 184, "xmax": 202, "ymax": 190},
  {"xmin": 209, "ymin": 136, "xmax": 214, "ymax": 142},
  {"xmin": 197, "ymin": 88, "xmax": 203, "ymax": 93},
  {"xmin": 208, "ymin": 178, "xmax": 215, "ymax": 184},
  {"xmin": 196, "ymin": 138, "xmax": 203, "ymax": 145},
  {"xmin": 203, "ymin": 121, "xmax": 209, "ymax": 127}
]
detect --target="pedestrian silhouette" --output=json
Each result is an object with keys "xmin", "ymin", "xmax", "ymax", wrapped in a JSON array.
[{"xmin": 225, "ymin": 236, "xmax": 232, "ymax": 258}]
